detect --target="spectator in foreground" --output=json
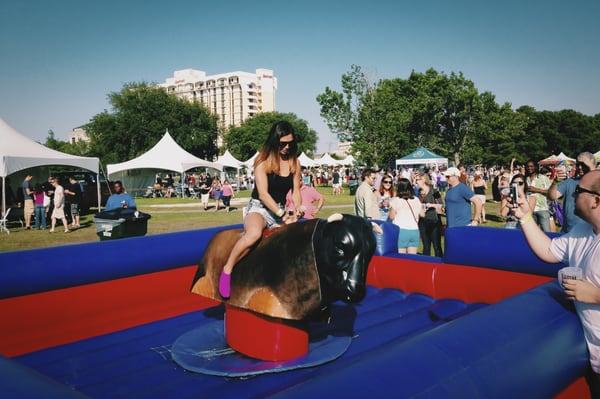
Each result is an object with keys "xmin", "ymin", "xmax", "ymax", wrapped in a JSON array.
[
  {"xmin": 50, "ymin": 178, "xmax": 69, "ymax": 233},
  {"xmin": 389, "ymin": 178, "xmax": 424, "ymax": 254},
  {"xmin": 285, "ymin": 181, "xmax": 324, "ymax": 219},
  {"xmin": 513, "ymin": 169, "xmax": 600, "ymax": 397},
  {"xmin": 65, "ymin": 176, "xmax": 82, "ymax": 228},
  {"xmin": 33, "ymin": 184, "xmax": 46, "ymax": 230},
  {"xmin": 22, "ymin": 174, "xmax": 34, "ymax": 229},
  {"xmin": 525, "ymin": 160, "xmax": 552, "ymax": 232},
  {"xmin": 416, "ymin": 173, "xmax": 444, "ymax": 257},
  {"xmin": 549, "ymin": 152, "xmax": 597, "ymax": 232},
  {"xmin": 105, "ymin": 181, "xmax": 136, "ymax": 211},
  {"xmin": 355, "ymin": 168, "xmax": 379, "ymax": 219},
  {"xmin": 444, "ymin": 167, "xmax": 482, "ymax": 228},
  {"xmin": 221, "ymin": 180, "xmax": 234, "ymax": 213}
]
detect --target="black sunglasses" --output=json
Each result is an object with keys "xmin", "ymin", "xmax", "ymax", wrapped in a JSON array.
[
  {"xmin": 574, "ymin": 185, "xmax": 600, "ymax": 197},
  {"xmin": 513, "ymin": 181, "xmax": 524, "ymax": 186},
  {"xmin": 279, "ymin": 140, "xmax": 296, "ymax": 149},
  {"xmin": 383, "ymin": 180, "xmax": 392, "ymax": 184}
]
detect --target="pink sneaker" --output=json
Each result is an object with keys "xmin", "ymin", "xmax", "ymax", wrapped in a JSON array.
[{"xmin": 219, "ymin": 271, "xmax": 231, "ymax": 299}]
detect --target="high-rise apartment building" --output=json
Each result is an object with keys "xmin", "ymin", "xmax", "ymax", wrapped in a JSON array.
[{"xmin": 160, "ymin": 68, "xmax": 277, "ymax": 131}]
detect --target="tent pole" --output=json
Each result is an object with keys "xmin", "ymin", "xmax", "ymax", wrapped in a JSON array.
[
  {"xmin": 96, "ymin": 173, "xmax": 101, "ymax": 212},
  {"xmin": 2, "ymin": 176, "xmax": 5, "ymax": 218}
]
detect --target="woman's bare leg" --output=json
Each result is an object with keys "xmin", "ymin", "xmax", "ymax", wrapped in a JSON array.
[
  {"xmin": 223, "ymin": 213, "xmax": 265, "ymax": 274},
  {"xmin": 407, "ymin": 247, "xmax": 418, "ymax": 254},
  {"xmin": 219, "ymin": 213, "xmax": 266, "ymax": 298}
]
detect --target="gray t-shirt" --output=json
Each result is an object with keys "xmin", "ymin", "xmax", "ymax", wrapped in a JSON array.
[{"xmin": 22, "ymin": 180, "xmax": 33, "ymax": 201}]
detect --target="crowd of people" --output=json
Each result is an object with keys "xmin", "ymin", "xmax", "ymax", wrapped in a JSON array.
[
  {"xmin": 353, "ymin": 151, "xmax": 600, "ymax": 258},
  {"xmin": 17, "ymin": 175, "xmax": 84, "ymax": 233}
]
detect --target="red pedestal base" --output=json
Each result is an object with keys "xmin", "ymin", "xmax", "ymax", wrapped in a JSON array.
[{"xmin": 225, "ymin": 304, "xmax": 309, "ymax": 361}]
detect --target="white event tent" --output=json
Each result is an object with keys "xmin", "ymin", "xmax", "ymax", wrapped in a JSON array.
[
  {"xmin": 106, "ymin": 131, "xmax": 222, "ymax": 181},
  {"xmin": 298, "ymin": 152, "xmax": 318, "ymax": 168},
  {"xmin": 242, "ymin": 151, "xmax": 259, "ymax": 168},
  {"xmin": 217, "ymin": 150, "xmax": 243, "ymax": 169},
  {"xmin": 1, "ymin": 117, "xmax": 100, "ymax": 217},
  {"xmin": 339, "ymin": 154, "xmax": 357, "ymax": 166},
  {"xmin": 317, "ymin": 153, "xmax": 341, "ymax": 166}
]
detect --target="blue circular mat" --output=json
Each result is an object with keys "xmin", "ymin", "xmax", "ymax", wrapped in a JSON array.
[{"xmin": 171, "ymin": 319, "xmax": 352, "ymax": 377}]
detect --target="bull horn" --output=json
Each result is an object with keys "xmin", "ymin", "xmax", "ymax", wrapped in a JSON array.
[{"xmin": 327, "ymin": 213, "xmax": 343, "ymax": 223}]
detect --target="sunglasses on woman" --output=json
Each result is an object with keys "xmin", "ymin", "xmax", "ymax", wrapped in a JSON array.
[
  {"xmin": 513, "ymin": 181, "xmax": 524, "ymax": 186},
  {"xmin": 382, "ymin": 180, "xmax": 392, "ymax": 184},
  {"xmin": 279, "ymin": 139, "xmax": 295, "ymax": 149}
]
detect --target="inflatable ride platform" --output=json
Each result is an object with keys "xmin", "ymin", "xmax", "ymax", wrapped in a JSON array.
[{"xmin": 0, "ymin": 222, "xmax": 593, "ymax": 398}]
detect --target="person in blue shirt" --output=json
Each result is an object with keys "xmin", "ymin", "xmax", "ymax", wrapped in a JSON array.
[
  {"xmin": 105, "ymin": 181, "xmax": 136, "ymax": 211},
  {"xmin": 443, "ymin": 167, "xmax": 482, "ymax": 228},
  {"xmin": 549, "ymin": 152, "xmax": 597, "ymax": 232}
]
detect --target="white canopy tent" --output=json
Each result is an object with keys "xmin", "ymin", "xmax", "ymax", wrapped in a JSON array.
[
  {"xmin": 317, "ymin": 153, "xmax": 341, "ymax": 166},
  {"xmin": 339, "ymin": 154, "xmax": 357, "ymax": 166},
  {"xmin": 298, "ymin": 152, "xmax": 318, "ymax": 168},
  {"xmin": 556, "ymin": 152, "xmax": 575, "ymax": 162},
  {"xmin": 107, "ymin": 131, "xmax": 223, "ymax": 195},
  {"xmin": 0, "ymin": 117, "xmax": 100, "ymax": 217},
  {"xmin": 107, "ymin": 131, "xmax": 223, "ymax": 179},
  {"xmin": 242, "ymin": 151, "xmax": 259, "ymax": 168},
  {"xmin": 217, "ymin": 150, "xmax": 243, "ymax": 169}
]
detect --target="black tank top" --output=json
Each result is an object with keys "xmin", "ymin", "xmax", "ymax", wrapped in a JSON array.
[
  {"xmin": 474, "ymin": 185, "xmax": 485, "ymax": 195},
  {"xmin": 251, "ymin": 172, "xmax": 293, "ymax": 206}
]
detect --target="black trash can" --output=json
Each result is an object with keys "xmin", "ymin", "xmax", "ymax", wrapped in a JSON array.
[
  {"xmin": 94, "ymin": 208, "xmax": 151, "ymax": 241},
  {"xmin": 349, "ymin": 180, "xmax": 359, "ymax": 195}
]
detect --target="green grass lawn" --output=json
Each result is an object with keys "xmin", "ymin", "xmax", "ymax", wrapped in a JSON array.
[{"xmin": 0, "ymin": 187, "xmax": 508, "ymax": 252}]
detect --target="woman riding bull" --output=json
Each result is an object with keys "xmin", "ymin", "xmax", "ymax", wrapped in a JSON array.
[{"xmin": 218, "ymin": 121, "xmax": 303, "ymax": 299}]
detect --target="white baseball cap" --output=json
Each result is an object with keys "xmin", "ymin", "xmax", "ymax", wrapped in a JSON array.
[{"xmin": 443, "ymin": 167, "xmax": 461, "ymax": 177}]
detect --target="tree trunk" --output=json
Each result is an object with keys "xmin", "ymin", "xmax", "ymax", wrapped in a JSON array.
[{"xmin": 454, "ymin": 152, "xmax": 460, "ymax": 166}]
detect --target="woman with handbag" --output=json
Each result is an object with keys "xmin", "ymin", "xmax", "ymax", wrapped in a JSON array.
[
  {"xmin": 416, "ymin": 173, "xmax": 444, "ymax": 257},
  {"xmin": 389, "ymin": 178, "xmax": 425, "ymax": 254}
]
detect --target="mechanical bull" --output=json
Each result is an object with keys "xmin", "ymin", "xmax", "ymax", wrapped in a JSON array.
[{"xmin": 191, "ymin": 213, "xmax": 376, "ymax": 320}]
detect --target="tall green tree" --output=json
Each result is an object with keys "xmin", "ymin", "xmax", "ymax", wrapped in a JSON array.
[
  {"xmin": 86, "ymin": 82, "xmax": 218, "ymax": 164},
  {"xmin": 44, "ymin": 129, "xmax": 90, "ymax": 156},
  {"xmin": 316, "ymin": 65, "xmax": 371, "ymax": 142},
  {"xmin": 223, "ymin": 112, "xmax": 317, "ymax": 161}
]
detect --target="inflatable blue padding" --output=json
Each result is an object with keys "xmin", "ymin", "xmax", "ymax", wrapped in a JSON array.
[
  {"xmin": 385, "ymin": 252, "xmax": 443, "ymax": 263},
  {"xmin": 371, "ymin": 220, "xmax": 399, "ymax": 255},
  {"xmin": 0, "ymin": 224, "xmax": 242, "ymax": 299},
  {"xmin": 0, "ymin": 356, "xmax": 89, "ymax": 399},
  {"xmin": 267, "ymin": 282, "xmax": 588, "ymax": 399},
  {"xmin": 443, "ymin": 226, "xmax": 563, "ymax": 277}
]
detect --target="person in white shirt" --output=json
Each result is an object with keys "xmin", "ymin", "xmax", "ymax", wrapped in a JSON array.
[
  {"xmin": 389, "ymin": 178, "xmax": 425, "ymax": 254},
  {"xmin": 513, "ymin": 170, "xmax": 600, "ymax": 396}
]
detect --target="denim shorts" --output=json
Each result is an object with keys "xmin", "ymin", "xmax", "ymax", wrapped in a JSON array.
[
  {"xmin": 245, "ymin": 198, "xmax": 280, "ymax": 228},
  {"xmin": 398, "ymin": 228, "xmax": 420, "ymax": 249}
]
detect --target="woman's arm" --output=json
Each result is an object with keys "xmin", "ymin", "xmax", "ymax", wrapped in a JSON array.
[{"xmin": 292, "ymin": 160, "xmax": 302, "ymax": 213}]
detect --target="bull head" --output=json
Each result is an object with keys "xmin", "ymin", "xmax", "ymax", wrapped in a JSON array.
[{"xmin": 313, "ymin": 214, "xmax": 376, "ymax": 304}]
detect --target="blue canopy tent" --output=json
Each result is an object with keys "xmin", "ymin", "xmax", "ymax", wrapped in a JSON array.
[{"xmin": 395, "ymin": 147, "xmax": 448, "ymax": 167}]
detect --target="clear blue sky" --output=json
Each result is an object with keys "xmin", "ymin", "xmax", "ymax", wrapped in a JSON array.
[{"xmin": 1, "ymin": 0, "xmax": 599, "ymax": 153}]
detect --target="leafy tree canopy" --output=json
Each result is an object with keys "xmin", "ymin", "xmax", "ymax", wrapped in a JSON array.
[
  {"xmin": 86, "ymin": 82, "xmax": 219, "ymax": 164},
  {"xmin": 224, "ymin": 112, "xmax": 318, "ymax": 161}
]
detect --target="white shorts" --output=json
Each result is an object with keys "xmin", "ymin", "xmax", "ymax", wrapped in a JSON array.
[
  {"xmin": 245, "ymin": 198, "xmax": 280, "ymax": 228},
  {"xmin": 200, "ymin": 193, "xmax": 209, "ymax": 204},
  {"xmin": 475, "ymin": 194, "xmax": 486, "ymax": 205},
  {"xmin": 332, "ymin": 183, "xmax": 341, "ymax": 189}
]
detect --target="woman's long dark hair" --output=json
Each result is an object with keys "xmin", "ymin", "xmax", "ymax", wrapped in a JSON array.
[
  {"xmin": 254, "ymin": 121, "xmax": 299, "ymax": 174},
  {"xmin": 511, "ymin": 173, "xmax": 529, "ymax": 193},
  {"xmin": 396, "ymin": 178, "xmax": 414, "ymax": 199}
]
